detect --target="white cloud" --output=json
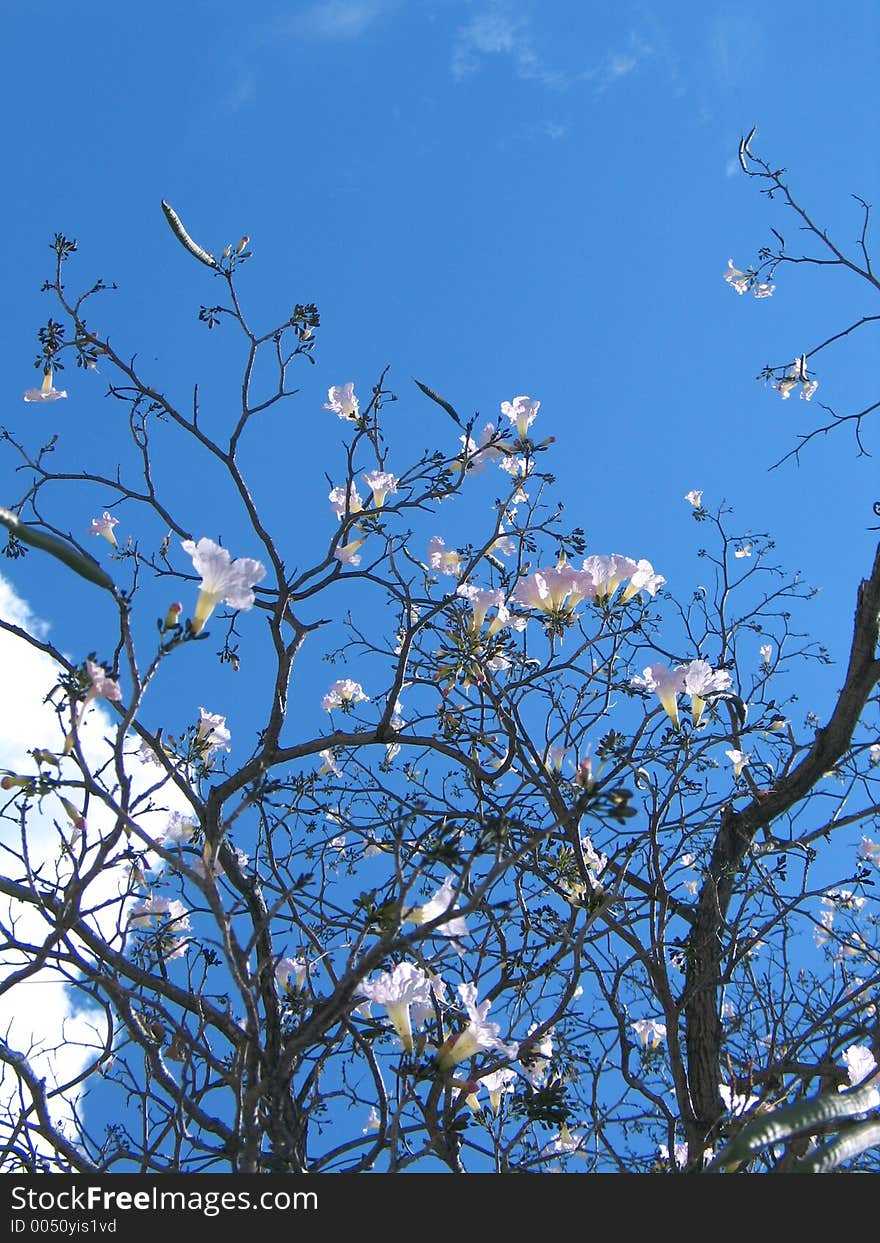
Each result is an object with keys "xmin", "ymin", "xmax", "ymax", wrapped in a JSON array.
[
  {"xmin": 0, "ymin": 574, "xmax": 192, "ymax": 1168},
  {"xmin": 451, "ymin": 3, "xmax": 568, "ymax": 88},
  {"xmin": 301, "ymin": 0, "xmax": 396, "ymax": 41}
]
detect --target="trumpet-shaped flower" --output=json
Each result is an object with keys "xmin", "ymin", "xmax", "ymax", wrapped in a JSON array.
[
  {"xmin": 726, "ymin": 748, "xmax": 750, "ymax": 778},
  {"xmin": 404, "ymin": 877, "xmax": 469, "ymax": 944},
  {"xmin": 324, "ymin": 382, "xmax": 359, "ymax": 421},
  {"xmin": 630, "ymin": 663, "xmax": 686, "ymax": 728},
  {"xmin": 458, "ymin": 422, "xmax": 504, "ymax": 473},
  {"xmin": 357, "ymin": 961, "xmax": 435, "ymax": 1052},
  {"xmin": 436, "ymin": 981, "xmax": 518, "ymax": 1069},
  {"xmin": 681, "ymin": 658, "xmax": 733, "ymax": 725},
  {"xmin": 772, "ymin": 355, "xmax": 818, "ymax": 401},
  {"xmin": 129, "ymin": 896, "xmax": 191, "ymax": 932},
  {"xmin": 475, "ymin": 1067, "xmax": 518, "ymax": 1114},
  {"xmin": 456, "ymin": 583, "xmax": 510, "ymax": 635},
  {"xmin": 275, "ymin": 956, "xmax": 308, "ymax": 993},
  {"xmin": 328, "ymin": 482, "xmax": 363, "ymax": 520},
  {"xmin": 723, "ymin": 259, "xmax": 750, "ymax": 295},
  {"xmin": 841, "ymin": 1044, "xmax": 878, "ymax": 1088},
  {"xmin": 24, "ymin": 367, "xmax": 67, "ymax": 402},
  {"xmin": 684, "ymin": 489, "xmax": 703, "ymax": 507},
  {"xmin": 427, "ymin": 535, "xmax": 463, "ymax": 577},
  {"xmin": 362, "ymin": 470, "xmax": 399, "ymax": 509},
  {"xmin": 87, "ymin": 512, "xmax": 119, "ymax": 547},
  {"xmin": 858, "ymin": 836, "xmax": 880, "ymax": 867},
  {"xmin": 362, "ymin": 1106, "xmax": 381, "ymax": 1133},
  {"xmin": 632, "ymin": 1018, "xmax": 667, "ymax": 1049},
  {"xmin": 582, "ymin": 553, "xmax": 637, "ymax": 601},
  {"xmin": 500, "ymin": 394, "xmax": 540, "ymax": 440},
  {"xmin": 334, "ymin": 536, "xmax": 367, "ymax": 566},
  {"xmin": 181, "ymin": 538, "xmax": 266, "ymax": 635},
  {"xmin": 195, "ymin": 709, "xmax": 231, "ymax": 768},
  {"xmin": 317, "ymin": 748, "xmax": 342, "ymax": 778},
  {"xmin": 619, "ymin": 558, "xmax": 666, "ymax": 602},
  {"xmin": 718, "ymin": 1083, "xmax": 759, "ymax": 1116},
  {"xmin": 322, "ymin": 678, "xmax": 369, "ymax": 712}
]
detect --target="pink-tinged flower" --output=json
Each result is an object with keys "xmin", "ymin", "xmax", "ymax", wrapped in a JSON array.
[
  {"xmin": 427, "ymin": 535, "xmax": 463, "ymax": 578},
  {"xmin": 582, "ymin": 553, "xmax": 637, "ymax": 602},
  {"xmin": 620, "ymin": 558, "xmax": 666, "ymax": 602},
  {"xmin": 726, "ymin": 749, "xmax": 750, "ymax": 778},
  {"xmin": 685, "ymin": 490, "xmax": 703, "ymax": 507},
  {"xmin": 759, "ymin": 644, "xmax": 772, "ymax": 665},
  {"xmin": 436, "ymin": 981, "xmax": 519, "ymax": 1069},
  {"xmin": 658, "ymin": 1141, "xmax": 689, "ymax": 1169},
  {"xmin": 458, "ymin": 423, "xmax": 504, "ymax": 473},
  {"xmin": 275, "ymin": 956, "xmax": 308, "ymax": 993},
  {"xmin": 498, "ymin": 454, "xmax": 532, "ymax": 499},
  {"xmin": 545, "ymin": 745, "xmax": 567, "ymax": 773},
  {"xmin": 632, "ymin": 1018, "xmax": 667, "ymax": 1050},
  {"xmin": 456, "ymin": 583, "xmax": 510, "ymax": 636},
  {"xmin": 24, "ymin": 367, "xmax": 67, "ymax": 402},
  {"xmin": 753, "ymin": 281, "xmax": 775, "ymax": 299},
  {"xmin": 321, "ymin": 678, "xmax": 369, "ymax": 712},
  {"xmin": 324, "ymin": 382, "xmax": 359, "ymax": 421},
  {"xmin": 681, "ymin": 658, "xmax": 733, "ymax": 725},
  {"xmin": 510, "ymin": 565, "xmax": 592, "ymax": 616},
  {"xmin": 334, "ymin": 536, "xmax": 367, "ymax": 566},
  {"xmin": 181, "ymin": 538, "xmax": 266, "ymax": 635},
  {"xmin": 772, "ymin": 355, "xmax": 818, "ymax": 401},
  {"xmin": 160, "ymin": 812, "xmax": 197, "ymax": 846},
  {"xmin": 723, "ymin": 260, "xmax": 750, "ymax": 295},
  {"xmin": 328, "ymin": 482, "xmax": 363, "ymax": 520},
  {"xmin": 84, "ymin": 659, "xmax": 122, "ymax": 706},
  {"xmin": 404, "ymin": 878, "xmax": 469, "ymax": 944},
  {"xmin": 362, "ymin": 470, "xmax": 399, "ymax": 509},
  {"xmin": 734, "ymin": 544, "xmax": 752, "ymax": 559},
  {"xmin": 357, "ymin": 961, "xmax": 435, "ymax": 1052},
  {"xmin": 197, "ymin": 707, "xmax": 231, "ymax": 757},
  {"xmin": 162, "ymin": 602, "xmax": 183, "ymax": 633},
  {"xmin": 630, "ymin": 663, "xmax": 686, "ymax": 728},
  {"xmin": 128, "ymin": 896, "xmax": 191, "ymax": 932},
  {"xmin": 858, "ymin": 836, "xmax": 880, "ymax": 867},
  {"xmin": 362, "ymin": 1106, "xmax": 381, "ymax": 1133},
  {"xmin": 841, "ymin": 1044, "xmax": 878, "ymax": 1088},
  {"xmin": 814, "ymin": 908, "xmax": 835, "ymax": 948},
  {"xmin": 488, "ymin": 527, "xmax": 515, "ymax": 558},
  {"xmin": 87, "ymin": 512, "xmax": 119, "ymax": 547},
  {"xmin": 500, "ymin": 395, "xmax": 540, "ymax": 440}
]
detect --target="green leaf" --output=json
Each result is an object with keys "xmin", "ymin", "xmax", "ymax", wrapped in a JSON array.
[
  {"xmin": 793, "ymin": 1119, "xmax": 880, "ymax": 1173},
  {"xmin": 0, "ymin": 509, "xmax": 116, "ymax": 594},
  {"xmin": 710, "ymin": 1082, "xmax": 880, "ymax": 1170}
]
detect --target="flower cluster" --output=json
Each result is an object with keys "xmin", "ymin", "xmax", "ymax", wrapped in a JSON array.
[
  {"xmin": 723, "ymin": 259, "xmax": 774, "ymax": 299},
  {"xmin": 771, "ymin": 355, "xmax": 818, "ymax": 401},
  {"xmin": 630, "ymin": 658, "xmax": 733, "ymax": 728}
]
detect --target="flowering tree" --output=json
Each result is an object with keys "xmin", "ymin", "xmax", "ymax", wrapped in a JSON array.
[{"xmin": 1, "ymin": 136, "xmax": 878, "ymax": 1175}]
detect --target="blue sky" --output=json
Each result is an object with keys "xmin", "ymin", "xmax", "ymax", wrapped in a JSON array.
[
  {"xmin": 3, "ymin": 0, "xmax": 879, "ymax": 682},
  {"xmin": 1, "ymin": 0, "xmax": 879, "ymax": 1170}
]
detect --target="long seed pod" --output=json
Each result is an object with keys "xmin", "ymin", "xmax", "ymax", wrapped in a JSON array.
[
  {"xmin": 0, "ymin": 508, "xmax": 116, "ymax": 594},
  {"xmin": 160, "ymin": 200, "xmax": 217, "ymax": 269}
]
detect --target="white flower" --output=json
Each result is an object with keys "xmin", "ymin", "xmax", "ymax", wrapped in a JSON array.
[
  {"xmin": 275, "ymin": 956, "xmax": 308, "ymax": 993},
  {"xmin": 87, "ymin": 512, "xmax": 119, "ymax": 547},
  {"xmin": 357, "ymin": 961, "xmax": 435, "ymax": 1052},
  {"xmin": 128, "ymin": 896, "xmax": 191, "ymax": 932},
  {"xmin": 328, "ymin": 482, "xmax": 363, "ymax": 520},
  {"xmin": 858, "ymin": 836, "xmax": 880, "ymax": 867},
  {"xmin": 160, "ymin": 812, "xmax": 197, "ymax": 846},
  {"xmin": 362, "ymin": 1106, "xmax": 381, "ymax": 1133},
  {"xmin": 317, "ymin": 748, "xmax": 342, "ymax": 777},
  {"xmin": 681, "ymin": 658, "xmax": 733, "ymax": 725},
  {"xmin": 500, "ymin": 395, "xmax": 540, "ymax": 440},
  {"xmin": 477, "ymin": 1066, "xmax": 517, "ymax": 1113},
  {"xmin": 404, "ymin": 878, "xmax": 469, "ymax": 944},
  {"xmin": 324, "ymin": 382, "xmax": 359, "ymax": 421},
  {"xmin": 427, "ymin": 535, "xmax": 463, "ymax": 577},
  {"xmin": 840, "ymin": 1045, "xmax": 878, "ymax": 1088},
  {"xmin": 632, "ymin": 1018, "xmax": 667, "ymax": 1049},
  {"xmin": 726, "ymin": 749, "xmax": 750, "ymax": 779},
  {"xmin": 658, "ymin": 1141, "xmax": 689, "ymax": 1169},
  {"xmin": 197, "ymin": 708, "xmax": 231, "ymax": 757},
  {"xmin": 362, "ymin": 470, "xmax": 399, "ymax": 509},
  {"xmin": 24, "ymin": 367, "xmax": 67, "ymax": 402},
  {"xmin": 684, "ymin": 490, "xmax": 703, "ymax": 507},
  {"xmin": 436, "ymin": 981, "xmax": 518, "ymax": 1069},
  {"xmin": 718, "ymin": 1083, "xmax": 759, "ymax": 1116},
  {"xmin": 181, "ymin": 538, "xmax": 266, "ymax": 635},
  {"xmin": 321, "ymin": 678, "xmax": 369, "ymax": 712}
]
